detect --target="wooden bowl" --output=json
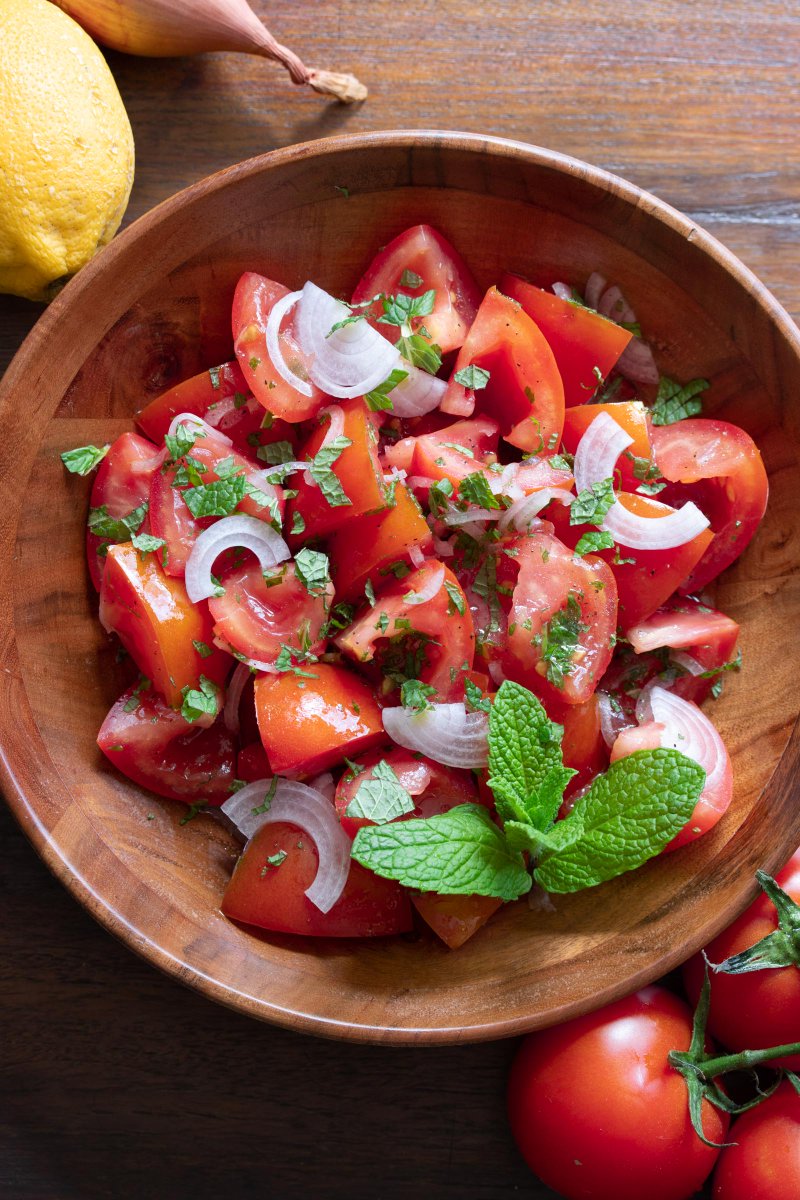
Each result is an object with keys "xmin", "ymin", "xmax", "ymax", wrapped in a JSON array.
[{"xmin": 2, "ymin": 131, "xmax": 800, "ymax": 1045}]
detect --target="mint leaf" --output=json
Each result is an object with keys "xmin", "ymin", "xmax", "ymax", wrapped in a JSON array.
[
  {"xmin": 180, "ymin": 675, "xmax": 220, "ymax": 723},
  {"xmin": 184, "ymin": 474, "xmax": 246, "ymax": 518},
  {"xmin": 308, "ymin": 435, "xmax": 352, "ymax": 508},
  {"xmin": 164, "ymin": 424, "xmax": 200, "ymax": 463},
  {"xmin": 549, "ymin": 452, "xmax": 574, "ymax": 472},
  {"xmin": 122, "ymin": 676, "xmax": 151, "ymax": 713},
  {"xmin": 351, "ymin": 803, "xmax": 531, "ymax": 900},
  {"xmin": 534, "ymin": 748, "xmax": 705, "ymax": 893},
  {"xmin": 192, "ymin": 640, "xmax": 213, "ymax": 659},
  {"xmin": 444, "ymin": 579, "xmax": 466, "ymax": 616},
  {"xmin": 87, "ymin": 502, "xmax": 148, "ymax": 540},
  {"xmin": 131, "ymin": 532, "xmax": 166, "ymax": 555},
  {"xmin": 294, "ymin": 548, "xmax": 330, "ymax": 597},
  {"xmin": 651, "ymin": 377, "xmax": 708, "ymax": 426},
  {"xmin": 465, "ymin": 677, "xmax": 491, "ymax": 714},
  {"xmin": 397, "ymin": 332, "xmax": 442, "ymax": 375},
  {"xmin": 61, "ymin": 443, "xmax": 109, "ymax": 475},
  {"xmin": 345, "ymin": 760, "xmax": 416, "ymax": 824},
  {"xmin": 365, "ymin": 368, "xmax": 408, "ymax": 412},
  {"xmin": 400, "ymin": 678, "xmax": 437, "ymax": 711},
  {"xmin": 378, "ymin": 290, "xmax": 436, "ymax": 327},
  {"xmin": 539, "ymin": 593, "xmax": 588, "ymax": 688},
  {"xmin": 399, "ymin": 268, "xmax": 423, "ymax": 289},
  {"xmin": 487, "ymin": 681, "xmax": 575, "ymax": 830},
  {"xmin": 428, "ymin": 477, "xmax": 454, "ymax": 518},
  {"xmin": 257, "ymin": 440, "xmax": 295, "ymax": 465},
  {"xmin": 454, "ymin": 365, "xmax": 491, "ymax": 390},
  {"xmin": 459, "ymin": 472, "xmax": 501, "ymax": 510},
  {"xmin": 574, "ymin": 530, "xmax": 615, "ymax": 557},
  {"xmin": 570, "ymin": 477, "xmax": 615, "ymax": 525}
]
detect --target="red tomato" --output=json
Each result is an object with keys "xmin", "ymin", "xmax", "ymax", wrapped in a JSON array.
[
  {"xmin": 86, "ymin": 432, "xmax": 162, "ymax": 591},
  {"xmin": 712, "ymin": 1083, "xmax": 800, "ymax": 1200},
  {"xmin": 441, "ymin": 287, "xmax": 565, "ymax": 453},
  {"xmin": 406, "ymin": 415, "xmax": 500, "ymax": 489},
  {"xmin": 287, "ymin": 399, "xmax": 390, "ymax": 541},
  {"xmin": 549, "ymin": 694, "xmax": 609, "ymax": 798},
  {"xmin": 327, "ymin": 483, "xmax": 432, "ymax": 603},
  {"xmin": 336, "ymin": 561, "xmax": 474, "ymax": 701},
  {"xmin": 562, "ymin": 400, "xmax": 653, "ymax": 491},
  {"xmin": 549, "ymin": 492, "xmax": 714, "ymax": 628},
  {"xmin": 501, "ymin": 274, "xmax": 633, "ymax": 406},
  {"xmin": 208, "ymin": 560, "xmax": 333, "ymax": 666},
  {"xmin": 221, "ymin": 820, "xmax": 413, "ymax": 938},
  {"xmin": 626, "ymin": 597, "xmax": 739, "ymax": 705},
  {"xmin": 237, "ymin": 741, "xmax": 270, "ymax": 782},
  {"xmin": 232, "ymin": 272, "xmax": 323, "ymax": 421},
  {"xmin": 652, "ymin": 419, "xmax": 769, "ymax": 592},
  {"xmin": 135, "ymin": 359, "xmax": 295, "ymax": 461},
  {"xmin": 99, "ymin": 542, "xmax": 230, "ymax": 707},
  {"xmin": 351, "ymin": 223, "xmax": 482, "ymax": 353},
  {"xmin": 497, "ymin": 529, "xmax": 618, "ymax": 706},
  {"xmin": 254, "ymin": 664, "xmax": 385, "ymax": 775},
  {"xmin": 507, "ymin": 986, "xmax": 728, "ymax": 1200},
  {"xmin": 684, "ymin": 848, "xmax": 800, "ymax": 1070},
  {"xmin": 97, "ymin": 682, "xmax": 235, "ymax": 803}
]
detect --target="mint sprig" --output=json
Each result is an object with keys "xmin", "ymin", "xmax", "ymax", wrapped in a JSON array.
[
  {"xmin": 345, "ymin": 760, "xmax": 416, "ymax": 825},
  {"xmin": 487, "ymin": 681, "xmax": 574, "ymax": 832}
]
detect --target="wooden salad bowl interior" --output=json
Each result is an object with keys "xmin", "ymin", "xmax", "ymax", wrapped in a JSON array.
[{"xmin": 2, "ymin": 131, "xmax": 800, "ymax": 1044}]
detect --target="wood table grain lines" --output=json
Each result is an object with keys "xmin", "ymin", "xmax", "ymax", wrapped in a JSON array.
[{"xmin": 1, "ymin": 2, "xmax": 797, "ymax": 1197}]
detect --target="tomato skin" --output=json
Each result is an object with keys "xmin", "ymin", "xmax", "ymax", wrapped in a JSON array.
[
  {"xmin": 231, "ymin": 272, "xmax": 323, "ymax": 421},
  {"xmin": 501, "ymin": 274, "xmax": 633, "ymax": 407},
  {"xmin": 287, "ymin": 399, "xmax": 389, "ymax": 541},
  {"xmin": 562, "ymin": 400, "xmax": 653, "ymax": 491},
  {"xmin": 712, "ymin": 1084, "xmax": 800, "ymax": 1200},
  {"xmin": 254, "ymin": 664, "xmax": 385, "ymax": 775},
  {"xmin": 99, "ymin": 542, "xmax": 230, "ymax": 708},
  {"xmin": 97, "ymin": 683, "xmax": 235, "ymax": 803},
  {"xmin": 336, "ymin": 561, "xmax": 475, "ymax": 701},
  {"xmin": 238, "ymin": 741, "xmax": 270, "ymax": 782},
  {"xmin": 549, "ymin": 694, "xmax": 609, "ymax": 797},
  {"xmin": 626, "ymin": 597, "xmax": 739, "ymax": 705},
  {"xmin": 209, "ymin": 560, "xmax": 333, "ymax": 666},
  {"xmin": 327, "ymin": 483, "xmax": 432, "ymax": 603},
  {"xmin": 683, "ymin": 848, "xmax": 800, "ymax": 1071},
  {"xmin": 652, "ymin": 419, "xmax": 769, "ymax": 592},
  {"xmin": 442, "ymin": 287, "xmax": 566, "ymax": 453},
  {"xmin": 507, "ymin": 986, "xmax": 728, "ymax": 1200},
  {"xmin": 351, "ymin": 223, "xmax": 482, "ymax": 353},
  {"xmin": 86, "ymin": 432, "xmax": 162, "ymax": 591},
  {"xmin": 407, "ymin": 415, "xmax": 500, "ymax": 491},
  {"xmin": 221, "ymin": 820, "xmax": 413, "ymax": 938}
]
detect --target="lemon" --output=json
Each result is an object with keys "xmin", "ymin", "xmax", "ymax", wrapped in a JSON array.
[{"xmin": 0, "ymin": 0, "xmax": 135, "ymax": 302}]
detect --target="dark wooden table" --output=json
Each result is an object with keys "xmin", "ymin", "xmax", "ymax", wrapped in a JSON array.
[{"xmin": 2, "ymin": 3, "xmax": 798, "ymax": 1196}]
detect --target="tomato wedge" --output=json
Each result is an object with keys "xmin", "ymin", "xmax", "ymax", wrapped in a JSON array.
[
  {"xmin": 209, "ymin": 560, "xmax": 333, "ymax": 666},
  {"xmin": 98, "ymin": 682, "xmax": 235, "ymax": 804},
  {"xmin": 86, "ymin": 432, "xmax": 162, "ymax": 591},
  {"xmin": 562, "ymin": 400, "xmax": 654, "ymax": 492},
  {"xmin": 254, "ymin": 664, "xmax": 384, "ymax": 775},
  {"xmin": 351, "ymin": 224, "xmax": 482, "ymax": 353},
  {"xmin": 222, "ymin": 821, "xmax": 413, "ymax": 938},
  {"xmin": 99, "ymin": 542, "xmax": 230, "ymax": 707},
  {"xmin": 501, "ymin": 274, "xmax": 633, "ymax": 406},
  {"xmin": 337, "ymin": 561, "xmax": 474, "ymax": 701},
  {"xmin": 441, "ymin": 287, "xmax": 565, "ymax": 453},
  {"xmin": 327, "ymin": 483, "xmax": 432, "ymax": 603},
  {"xmin": 652, "ymin": 418, "xmax": 769, "ymax": 591},
  {"xmin": 407, "ymin": 416, "xmax": 500, "ymax": 490},
  {"xmin": 232, "ymin": 272, "xmax": 323, "ymax": 421}
]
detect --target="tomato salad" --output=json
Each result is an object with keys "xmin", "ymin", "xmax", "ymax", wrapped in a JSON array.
[{"xmin": 63, "ymin": 224, "xmax": 768, "ymax": 949}]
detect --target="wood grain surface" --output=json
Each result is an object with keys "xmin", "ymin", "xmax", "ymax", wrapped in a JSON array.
[{"xmin": 1, "ymin": 2, "xmax": 798, "ymax": 1197}]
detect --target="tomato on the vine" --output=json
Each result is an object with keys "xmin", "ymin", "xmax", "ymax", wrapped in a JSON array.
[{"xmin": 712, "ymin": 1082, "xmax": 800, "ymax": 1200}]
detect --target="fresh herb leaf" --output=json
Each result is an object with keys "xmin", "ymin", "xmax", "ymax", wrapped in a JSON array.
[
  {"xmin": 651, "ymin": 377, "xmax": 708, "ymax": 426},
  {"xmin": 87, "ymin": 502, "xmax": 148, "ymax": 541},
  {"xmin": 465, "ymin": 677, "xmax": 492, "ymax": 715},
  {"xmin": 549, "ymin": 452, "xmax": 574, "ymax": 472},
  {"xmin": 399, "ymin": 268, "xmax": 423, "ymax": 289},
  {"xmin": 274, "ymin": 644, "xmax": 318, "ymax": 678},
  {"xmin": 539, "ymin": 594, "xmax": 587, "ymax": 689},
  {"xmin": 454, "ymin": 365, "xmax": 491, "ymax": 390},
  {"xmin": 122, "ymin": 676, "xmax": 151, "ymax": 713},
  {"xmin": 257, "ymin": 440, "xmax": 295, "ymax": 465},
  {"xmin": 365, "ymin": 368, "xmax": 409, "ymax": 412},
  {"xmin": 487, "ymin": 681, "xmax": 574, "ymax": 832},
  {"xmin": 570, "ymin": 477, "xmax": 615, "ymax": 526},
  {"xmin": 637, "ymin": 480, "xmax": 667, "ymax": 495},
  {"xmin": 180, "ymin": 801, "xmax": 209, "ymax": 826},
  {"xmin": 61, "ymin": 444, "xmax": 109, "ymax": 475},
  {"xmin": 459, "ymin": 472, "xmax": 501, "ymax": 510},
  {"xmin": 574, "ymin": 530, "xmax": 615, "ymax": 556},
  {"xmin": 252, "ymin": 777, "xmax": 279, "ymax": 815},
  {"xmin": 378, "ymin": 290, "xmax": 436, "ymax": 327},
  {"xmin": 164, "ymin": 424, "xmax": 200, "ymax": 463},
  {"xmin": 397, "ymin": 332, "xmax": 443, "ymax": 375},
  {"xmin": 400, "ymin": 679, "xmax": 437, "ymax": 711},
  {"xmin": 183, "ymin": 474, "xmax": 247, "ymax": 518},
  {"xmin": 192, "ymin": 640, "xmax": 213, "ymax": 659},
  {"xmin": 308, "ymin": 435, "xmax": 352, "ymax": 508},
  {"xmin": 294, "ymin": 547, "xmax": 331, "ymax": 597},
  {"xmin": 131, "ymin": 532, "xmax": 166, "ymax": 555},
  {"xmin": 364, "ymin": 578, "xmax": 376, "ymax": 607},
  {"xmin": 290, "ymin": 511, "xmax": 306, "ymax": 536},
  {"xmin": 345, "ymin": 760, "xmax": 416, "ymax": 825},
  {"xmin": 428, "ymin": 477, "xmax": 454, "ymax": 518},
  {"xmin": 180, "ymin": 675, "xmax": 220, "ymax": 723},
  {"xmin": 444, "ymin": 579, "xmax": 466, "ymax": 616}
]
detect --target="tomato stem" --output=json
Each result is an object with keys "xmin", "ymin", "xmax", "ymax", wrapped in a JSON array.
[{"xmin": 679, "ymin": 1041, "xmax": 800, "ymax": 1080}]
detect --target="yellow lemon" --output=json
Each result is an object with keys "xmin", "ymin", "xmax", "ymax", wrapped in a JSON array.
[{"xmin": 0, "ymin": 0, "xmax": 135, "ymax": 302}]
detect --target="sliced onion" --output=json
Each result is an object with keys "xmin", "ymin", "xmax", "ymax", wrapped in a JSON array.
[
  {"xmin": 167, "ymin": 412, "xmax": 232, "ymax": 446},
  {"xmin": 213, "ymin": 636, "xmax": 278, "ymax": 674},
  {"xmin": 384, "ymin": 465, "xmax": 408, "ymax": 485},
  {"xmin": 443, "ymin": 506, "xmax": 498, "ymax": 527},
  {"xmin": 382, "ymin": 703, "xmax": 488, "ymax": 768},
  {"xmin": 130, "ymin": 447, "xmax": 168, "ymax": 475},
  {"xmin": 487, "ymin": 661, "xmax": 506, "ymax": 686},
  {"xmin": 616, "ymin": 336, "xmax": 660, "ymax": 385},
  {"xmin": 204, "ymin": 396, "xmax": 237, "ymax": 429},
  {"xmin": 185, "ymin": 514, "xmax": 290, "ymax": 603},
  {"xmin": 265, "ymin": 288, "xmax": 313, "ymax": 397},
  {"xmin": 648, "ymin": 686, "xmax": 728, "ymax": 794},
  {"xmin": 573, "ymin": 411, "xmax": 634, "ymax": 493},
  {"xmin": 670, "ymin": 651, "xmax": 705, "ymax": 677},
  {"xmin": 552, "ymin": 281, "xmax": 573, "ymax": 301},
  {"xmin": 223, "ymin": 662, "xmax": 251, "ymax": 734},
  {"xmin": 489, "ymin": 462, "xmax": 522, "ymax": 499},
  {"xmin": 584, "ymin": 272, "xmax": 607, "ymax": 310},
  {"xmin": 406, "ymin": 474, "xmax": 436, "ymax": 492},
  {"xmin": 309, "ymin": 772, "xmax": 335, "ymax": 803},
  {"xmin": 597, "ymin": 691, "xmax": 632, "ymax": 749},
  {"xmin": 389, "ymin": 366, "xmax": 447, "ymax": 417},
  {"xmin": 221, "ymin": 778, "xmax": 351, "ymax": 913},
  {"xmin": 405, "ymin": 563, "xmax": 445, "ymax": 605},
  {"xmin": 408, "ymin": 544, "xmax": 426, "ymax": 569},
  {"xmin": 598, "ymin": 284, "xmax": 636, "ymax": 325},
  {"xmin": 432, "ymin": 535, "xmax": 454, "ymax": 558},
  {"xmin": 295, "ymin": 282, "xmax": 401, "ymax": 399},
  {"xmin": 497, "ymin": 487, "xmax": 574, "ymax": 533},
  {"xmin": 318, "ymin": 403, "xmax": 345, "ymax": 450}
]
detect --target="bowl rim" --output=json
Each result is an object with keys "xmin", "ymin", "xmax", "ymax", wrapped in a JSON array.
[{"xmin": 2, "ymin": 128, "xmax": 800, "ymax": 1044}]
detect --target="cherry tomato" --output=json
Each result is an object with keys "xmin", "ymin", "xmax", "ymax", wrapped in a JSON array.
[
  {"xmin": 97, "ymin": 682, "xmax": 235, "ymax": 803},
  {"xmin": 497, "ymin": 529, "xmax": 618, "ymax": 706},
  {"xmin": 287, "ymin": 398, "xmax": 390, "ymax": 541},
  {"xmin": 441, "ymin": 287, "xmax": 565, "ymax": 453},
  {"xmin": 562, "ymin": 399, "xmax": 653, "ymax": 491},
  {"xmin": 336, "ymin": 561, "xmax": 474, "ymax": 701},
  {"xmin": 221, "ymin": 820, "xmax": 413, "ymax": 938},
  {"xmin": 351, "ymin": 223, "xmax": 482, "ymax": 354},
  {"xmin": 232, "ymin": 272, "xmax": 323, "ymax": 421},
  {"xmin": 327, "ymin": 483, "xmax": 432, "ymax": 603},
  {"xmin": 254, "ymin": 664, "xmax": 385, "ymax": 775},
  {"xmin": 86, "ymin": 432, "xmax": 162, "ymax": 591},
  {"xmin": 209, "ymin": 560, "xmax": 333, "ymax": 666},
  {"xmin": 683, "ymin": 848, "xmax": 800, "ymax": 1070},
  {"xmin": 712, "ymin": 1083, "xmax": 800, "ymax": 1200},
  {"xmin": 507, "ymin": 986, "xmax": 728, "ymax": 1200},
  {"xmin": 99, "ymin": 542, "xmax": 230, "ymax": 707},
  {"xmin": 652, "ymin": 418, "xmax": 769, "ymax": 592}
]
